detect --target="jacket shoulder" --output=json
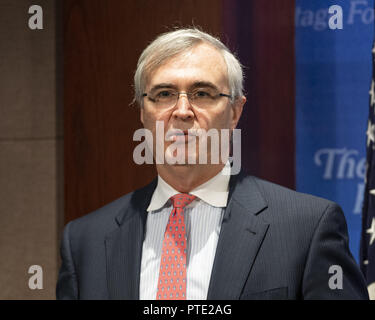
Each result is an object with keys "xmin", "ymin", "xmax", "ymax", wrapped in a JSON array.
[
  {"xmin": 240, "ymin": 175, "xmax": 340, "ymax": 222},
  {"xmin": 251, "ymin": 176, "xmax": 335, "ymax": 207},
  {"xmin": 65, "ymin": 178, "xmax": 157, "ymax": 236}
]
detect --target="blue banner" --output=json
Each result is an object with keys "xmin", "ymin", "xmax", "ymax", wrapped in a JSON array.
[{"xmin": 296, "ymin": 0, "xmax": 374, "ymax": 262}]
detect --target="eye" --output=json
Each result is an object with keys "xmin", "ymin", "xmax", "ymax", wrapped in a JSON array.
[
  {"xmin": 193, "ymin": 90, "xmax": 212, "ymax": 98},
  {"xmin": 198, "ymin": 91, "xmax": 209, "ymax": 96},
  {"xmin": 156, "ymin": 90, "xmax": 173, "ymax": 98}
]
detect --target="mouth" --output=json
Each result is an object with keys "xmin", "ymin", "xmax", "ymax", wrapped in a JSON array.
[{"xmin": 165, "ymin": 129, "xmax": 198, "ymax": 143}]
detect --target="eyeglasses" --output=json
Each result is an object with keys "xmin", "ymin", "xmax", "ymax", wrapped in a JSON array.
[{"xmin": 142, "ymin": 88, "xmax": 232, "ymax": 108}]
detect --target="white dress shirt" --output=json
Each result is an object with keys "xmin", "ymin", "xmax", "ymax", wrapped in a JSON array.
[{"xmin": 139, "ymin": 164, "xmax": 230, "ymax": 300}]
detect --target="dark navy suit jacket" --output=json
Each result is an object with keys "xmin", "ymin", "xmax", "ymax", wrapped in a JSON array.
[{"xmin": 56, "ymin": 172, "xmax": 369, "ymax": 299}]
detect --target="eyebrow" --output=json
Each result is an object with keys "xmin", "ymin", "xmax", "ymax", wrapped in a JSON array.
[
  {"xmin": 149, "ymin": 83, "xmax": 177, "ymax": 94},
  {"xmin": 190, "ymin": 81, "xmax": 219, "ymax": 91},
  {"xmin": 148, "ymin": 81, "xmax": 220, "ymax": 94}
]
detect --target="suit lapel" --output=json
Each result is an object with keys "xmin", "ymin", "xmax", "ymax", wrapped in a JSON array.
[
  {"xmin": 104, "ymin": 173, "xmax": 269, "ymax": 300},
  {"xmin": 207, "ymin": 174, "xmax": 270, "ymax": 300},
  {"xmin": 105, "ymin": 179, "xmax": 157, "ymax": 300}
]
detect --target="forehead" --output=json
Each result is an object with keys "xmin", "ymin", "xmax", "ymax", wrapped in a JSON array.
[{"xmin": 146, "ymin": 43, "xmax": 228, "ymax": 90}]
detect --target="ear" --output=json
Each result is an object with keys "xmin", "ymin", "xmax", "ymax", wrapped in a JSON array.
[{"xmin": 230, "ymin": 95, "xmax": 246, "ymax": 130}]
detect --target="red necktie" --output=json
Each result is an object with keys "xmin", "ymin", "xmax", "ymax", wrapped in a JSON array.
[{"xmin": 156, "ymin": 193, "xmax": 196, "ymax": 300}]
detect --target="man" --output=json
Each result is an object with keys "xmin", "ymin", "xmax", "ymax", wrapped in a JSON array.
[{"xmin": 57, "ymin": 28, "xmax": 369, "ymax": 299}]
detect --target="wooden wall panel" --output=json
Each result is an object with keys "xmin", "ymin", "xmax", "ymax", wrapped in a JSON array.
[
  {"xmin": 232, "ymin": 0, "xmax": 296, "ymax": 189},
  {"xmin": 63, "ymin": 0, "xmax": 223, "ymax": 222}
]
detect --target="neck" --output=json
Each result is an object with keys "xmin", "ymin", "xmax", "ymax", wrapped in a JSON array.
[{"xmin": 156, "ymin": 163, "xmax": 225, "ymax": 193}]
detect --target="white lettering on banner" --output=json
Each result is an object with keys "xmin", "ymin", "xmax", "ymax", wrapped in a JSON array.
[
  {"xmin": 353, "ymin": 183, "xmax": 365, "ymax": 214},
  {"xmin": 314, "ymin": 148, "xmax": 365, "ymax": 180},
  {"xmin": 296, "ymin": 0, "xmax": 374, "ymax": 31},
  {"xmin": 314, "ymin": 148, "xmax": 365, "ymax": 214},
  {"xmin": 348, "ymin": 0, "xmax": 374, "ymax": 24}
]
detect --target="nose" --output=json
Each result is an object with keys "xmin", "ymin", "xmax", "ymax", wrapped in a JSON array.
[{"xmin": 172, "ymin": 93, "xmax": 194, "ymax": 121}]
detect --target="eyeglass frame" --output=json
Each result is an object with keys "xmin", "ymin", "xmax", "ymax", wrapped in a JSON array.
[{"xmin": 141, "ymin": 90, "xmax": 232, "ymax": 108}]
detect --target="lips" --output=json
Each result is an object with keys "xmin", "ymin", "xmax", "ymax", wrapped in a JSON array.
[{"xmin": 165, "ymin": 129, "xmax": 198, "ymax": 143}]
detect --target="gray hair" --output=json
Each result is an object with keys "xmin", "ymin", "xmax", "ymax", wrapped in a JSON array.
[{"xmin": 133, "ymin": 28, "xmax": 244, "ymax": 106}]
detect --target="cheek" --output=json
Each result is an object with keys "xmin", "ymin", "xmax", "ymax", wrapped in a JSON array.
[
  {"xmin": 220, "ymin": 107, "xmax": 234, "ymax": 127},
  {"xmin": 142, "ymin": 110, "xmax": 171, "ymax": 136},
  {"xmin": 142, "ymin": 108, "xmax": 158, "ymax": 127},
  {"xmin": 200, "ymin": 108, "xmax": 232, "ymax": 129},
  {"xmin": 142, "ymin": 112, "xmax": 153, "ymax": 127}
]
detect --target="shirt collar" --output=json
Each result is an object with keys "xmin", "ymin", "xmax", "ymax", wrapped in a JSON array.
[{"xmin": 147, "ymin": 162, "xmax": 231, "ymax": 212}]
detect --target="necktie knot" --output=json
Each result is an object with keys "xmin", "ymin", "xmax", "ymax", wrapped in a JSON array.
[{"xmin": 170, "ymin": 193, "xmax": 196, "ymax": 209}]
